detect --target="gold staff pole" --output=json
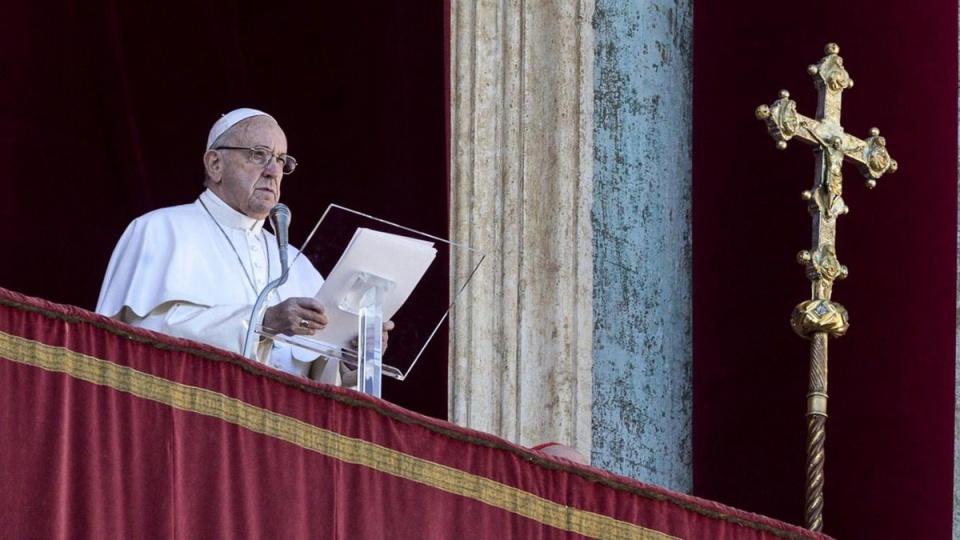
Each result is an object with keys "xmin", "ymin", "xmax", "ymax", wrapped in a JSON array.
[{"xmin": 754, "ymin": 43, "xmax": 897, "ymax": 532}]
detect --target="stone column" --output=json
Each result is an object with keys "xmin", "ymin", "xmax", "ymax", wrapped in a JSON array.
[
  {"xmin": 449, "ymin": 0, "xmax": 595, "ymax": 454},
  {"xmin": 592, "ymin": 1, "xmax": 694, "ymax": 491}
]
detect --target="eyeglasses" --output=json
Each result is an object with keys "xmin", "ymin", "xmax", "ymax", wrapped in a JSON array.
[{"xmin": 215, "ymin": 145, "xmax": 298, "ymax": 175}]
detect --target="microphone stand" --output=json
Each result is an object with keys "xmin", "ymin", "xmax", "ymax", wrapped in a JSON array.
[
  {"xmin": 241, "ymin": 269, "xmax": 290, "ymax": 360},
  {"xmin": 242, "ymin": 204, "xmax": 291, "ymax": 360}
]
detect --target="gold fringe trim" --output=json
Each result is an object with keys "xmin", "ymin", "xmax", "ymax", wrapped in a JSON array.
[{"xmin": 0, "ymin": 331, "xmax": 675, "ymax": 540}]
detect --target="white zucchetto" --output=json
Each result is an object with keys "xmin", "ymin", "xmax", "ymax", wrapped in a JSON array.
[{"xmin": 206, "ymin": 108, "xmax": 275, "ymax": 150}]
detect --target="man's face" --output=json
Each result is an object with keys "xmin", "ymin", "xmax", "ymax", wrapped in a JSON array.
[{"xmin": 206, "ymin": 116, "xmax": 288, "ymax": 220}]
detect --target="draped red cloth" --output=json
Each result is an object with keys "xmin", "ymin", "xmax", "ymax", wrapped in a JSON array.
[{"xmin": 0, "ymin": 288, "xmax": 831, "ymax": 539}]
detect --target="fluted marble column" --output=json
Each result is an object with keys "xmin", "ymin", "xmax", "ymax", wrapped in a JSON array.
[{"xmin": 449, "ymin": 0, "xmax": 595, "ymax": 454}]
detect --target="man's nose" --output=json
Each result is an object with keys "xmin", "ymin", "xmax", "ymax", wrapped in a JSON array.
[{"xmin": 263, "ymin": 157, "xmax": 283, "ymax": 178}]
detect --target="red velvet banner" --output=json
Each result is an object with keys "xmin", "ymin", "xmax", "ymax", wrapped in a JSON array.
[{"xmin": 0, "ymin": 288, "xmax": 832, "ymax": 539}]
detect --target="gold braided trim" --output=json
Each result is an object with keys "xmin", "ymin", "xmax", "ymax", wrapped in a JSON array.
[{"xmin": 0, "ymin": 331, "xmax": 676, "ymax": 540}]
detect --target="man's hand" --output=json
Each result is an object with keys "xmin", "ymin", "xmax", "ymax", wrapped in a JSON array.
[
  {"xmin": 382, "ymin": 320, "xmax": 395, "ymax": 351},
  {"xmin": 350, "ymin": 320, "xmax": 395, "ymax": 352},
  {"xmin": 263, "ymin": 297, "xmax": 328, "ymax": 336}
]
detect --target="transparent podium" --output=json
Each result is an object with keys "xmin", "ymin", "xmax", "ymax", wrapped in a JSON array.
[{"xmin": 254, "ymin": 205, "xmax": 484, "ymax": 398}]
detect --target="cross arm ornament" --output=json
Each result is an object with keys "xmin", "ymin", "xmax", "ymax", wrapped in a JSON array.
[{"xmin": 757, "ymin": 93, "xmax": 897, "ymax": 188}]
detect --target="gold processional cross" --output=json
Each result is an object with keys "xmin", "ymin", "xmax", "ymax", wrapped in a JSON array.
[{"xmin": 755, "ymin": 43, "xmax": 897, "ymax": 532}]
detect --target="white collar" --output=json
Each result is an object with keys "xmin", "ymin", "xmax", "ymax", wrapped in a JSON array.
[{"xmin": 199, "ymin": 189, "xmax": 266, "ymax": 234}]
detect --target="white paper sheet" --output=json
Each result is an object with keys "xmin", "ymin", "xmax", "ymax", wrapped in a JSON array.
[{"xmin": 303, "ymin": 228, "xmax": 436, "ymax": 352}]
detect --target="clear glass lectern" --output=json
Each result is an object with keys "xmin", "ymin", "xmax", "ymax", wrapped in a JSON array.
[{"xmin": 255, "ymin": 205, "xmax": 484, "ymax": 398}]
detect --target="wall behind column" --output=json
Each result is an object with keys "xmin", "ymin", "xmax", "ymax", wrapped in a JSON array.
[
  {"xmin": 693, "ymin": 1, "xmax": 957, "ymax": 537},
  {"xmin": 593, "ymin": 1, "xmax": 694, "ymax": 491}
]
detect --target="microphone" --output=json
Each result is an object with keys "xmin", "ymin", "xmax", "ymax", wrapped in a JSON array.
[{"xmin": 269, "ymin": 203, "xmax": 291, "ymax": 277}]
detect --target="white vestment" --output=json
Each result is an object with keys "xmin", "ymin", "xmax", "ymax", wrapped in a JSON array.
[{"xmin": 96, "ymin": 189, "xmax": 340, "ymax": 383}]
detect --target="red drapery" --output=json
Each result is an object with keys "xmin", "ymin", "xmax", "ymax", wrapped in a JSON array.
[{"xmin": 0, "ymin": 288, "xmax": 832, "ymax": 539}]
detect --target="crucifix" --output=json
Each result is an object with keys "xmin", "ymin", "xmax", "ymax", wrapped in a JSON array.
[{"xmin": 755, "ymin": 43, "xmax": 897, "ymax": 532}]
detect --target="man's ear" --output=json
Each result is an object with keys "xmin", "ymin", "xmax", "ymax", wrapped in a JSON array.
[{"xmin": 203, "ymin": 149, "xmax": 223, "ymax": 183}]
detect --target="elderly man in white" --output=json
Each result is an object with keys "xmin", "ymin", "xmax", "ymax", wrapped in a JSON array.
[{"xmin": 97, "ymin": 108, "xmax": 386, "ymax": 384}]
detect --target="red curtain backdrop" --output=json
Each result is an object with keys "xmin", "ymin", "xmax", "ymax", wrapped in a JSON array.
[
  {"xmin": 0, "ymin": 3, "xmax": 449, "ymax": 418},
  {"xmin": 693, "ymin": 1, "xmax": 958, "ymax": 538},
  {"xmin": 0, "ymin": 288, "xmax": 833, "ymax": 540}
]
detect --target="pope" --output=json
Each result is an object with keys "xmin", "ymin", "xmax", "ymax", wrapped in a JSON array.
[{"xmin": 97, "ymin": 108, "xmax": 391, "ymax": 384}]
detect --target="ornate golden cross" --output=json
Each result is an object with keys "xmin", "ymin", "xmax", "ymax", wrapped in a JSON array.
[{"xmin": 755, "ymin": 43, "xmax": 896, "ymax": 532}]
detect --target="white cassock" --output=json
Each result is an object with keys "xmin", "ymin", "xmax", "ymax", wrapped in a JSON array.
[{"xmin": 96, "ymin": 189, "xmax": 341, "ymax": 384}]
